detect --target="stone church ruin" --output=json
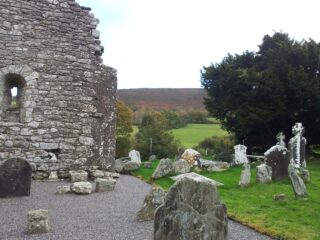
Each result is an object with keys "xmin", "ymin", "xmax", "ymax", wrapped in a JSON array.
[{"xmin": 0, "ymin": 0, "xmax": 117, "ymax": 176}]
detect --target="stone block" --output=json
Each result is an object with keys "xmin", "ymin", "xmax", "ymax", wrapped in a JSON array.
[
  {"xmin": 28, "ymin": 209, "xmax": 50, "ymax": 234},
  {"xmin": 69, "ymin": 170, "xmax": 88, "ymax": 182},
  {"xmin": 70, "ymin": 182, "xmax": 92, "ymax": 195},
  {"xmin": 95, "ymin": 178, "xmax": 116, "ymax": 192}
]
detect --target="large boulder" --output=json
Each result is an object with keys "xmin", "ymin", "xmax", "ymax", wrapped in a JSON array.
[
  {"xmin": 172, "ymin": 159, "xmax": 190, "ymax": 174},
  {"xmin": 154, "ymin": 177, "xmax": 228, "ymax": 240},
  {"xmin": 256, "ymin": 164, "xmax": 272, "ymax": 183},
  {"xmin": 137, "ymin": 187, "xmax": 166, "ymax": 221},
  {"xmin": 181, "ymin": 148, "xmax": 200, "ymax": 166},
  {"xmin": 70, "ymin": 182, "xmax": 92, "ymax": 195},
  {"xmin": 152, "ymin": 158, "xmax": 173, "ymax": 179},
  {"xmin": 288, "ymin": 164, "xmax": 308, "ymax": 197},
  {"xmin": 238, "ymin": 163, "xmax": 251, "ymax": 187}
]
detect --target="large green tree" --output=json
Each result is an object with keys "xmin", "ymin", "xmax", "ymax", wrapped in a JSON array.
[{"xmin": 201, "ymin": 32, "xmax": 320, "ymax": 152}]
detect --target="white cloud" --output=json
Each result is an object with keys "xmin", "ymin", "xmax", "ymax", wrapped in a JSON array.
[{"xmin": 76, "ymin": 0, "xmax": 320, "ymax": 89}]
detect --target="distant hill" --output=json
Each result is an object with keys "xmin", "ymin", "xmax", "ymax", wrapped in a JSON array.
[{"xmin": 117, "ymin": 88, "xmax": 207, "ymax": 111}]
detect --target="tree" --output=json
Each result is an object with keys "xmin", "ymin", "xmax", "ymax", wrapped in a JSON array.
[
  {"xmin": 116, "ymin": 100, "xmax": 133, "ymax": 158},
  {"xmin": 201, "ymin": 32, "xmax": 320, "ymax": 152},
  {"xmin": 135, "ymin": 112, "xmax": 180, "ymax": 159}
]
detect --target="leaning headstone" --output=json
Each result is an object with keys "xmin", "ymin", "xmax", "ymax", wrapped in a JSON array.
[
  {"xmin": 154, "ymin": 177, "xmax": 228, "ymax": 240},
  {"xmin": 0, "ymin": 157, "xmax": 32, "ymax": 198},
  {"xmin": 28, "ymin": 209, "xmax": 50, "ymax": 234},
  {"xmin": 256, "ymin": 164, "xmax": 272, "ymax": 183},
  {"xmin": 95, "ymin": 178, "xmax": 116, "ymax": 192},
  {"xmin": 288, "ymin": 123, "xmax": 307, "ymax": 169},
  {"xmin": 239, "ymin": 163, "xmax": 251, "ymax": 187},
  {"xmin": 264, "ymin": 145, "xmax": 289, "ymax": 181},
  {"xmin": 69, "ymin": 170, "xmax": 88, "ymax": 182},
  {"xmin": 129, "ymin": 150, "xmax": 141, "ymax": 164},
  {"xmin": 288, "ymin": 164, "xmax": 308, "ymax": 198},
  {"xmin": 172, "ymin": 159, "xmax": 190, "ymax": 174},
  {"xmin": 70, "ymin": 182, "xmax": 92, "ymax": 195},
  {"xmin": 170, "ymin": 172, "xmax": 224, "ymax": 186},
  {"xmin": 152, "ymin": 158, "xmax": 173, "ymax": 179},
  {"xmin": 233, "ymin": 144, "xmax": 248, "ymax": 164},
  {"xmin": 181, "ymin": 149, "xmax": 201, "ymax": 166},
  {"xmin": 137, "ymin": 187, "xmax": 166, "ymax": 222}
]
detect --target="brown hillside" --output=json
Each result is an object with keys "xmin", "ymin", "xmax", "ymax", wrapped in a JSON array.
[{"xmin": 117, "ymin": 88, "xmax": 207, "ymax": 111}]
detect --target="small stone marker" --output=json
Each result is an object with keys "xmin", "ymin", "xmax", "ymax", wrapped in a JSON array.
[
  {"xmin": 69, "ymin": 170, "xmax": 88, "ymax": 182},
  {"xmin": 70, "ymin": 182, "xmax": 92, "ymax": 195},
  {"xmin": 154, "ymin": 177, "xmax": 228, "ymax": 240},
  {"xmin": 239, "ymin": 163, "xmax": 251, "ymax": 187},
  {"xmin": 137, "ymin": 187, "xmax": 166, "ymax": 221},
  {"xmin": 288, "ymin": 164, "xmax": 308, "ymax": 197},
  {"xmin": 256, "ymin": 164, "xmax": 272, "ymax": 183},
  {"xmin": 129, "ymin": 150, "xmax": 141, "ymax": 164},
  {"xmin": 233, "ymin": 144, "xmax": 249, "ymax": 164},
  {"xmin": 28, "ymin": 209, "xmax": 50, "ymax": 234},
  {"xmin": 0, "ymin": 157, "xmax": 32, "ymax": 198},
  {"xmin": 273, "ymin": 194, "xmax": 286, "ymax": 201},
  {"xmin": 95, "ymin": 178, "xmax": 116, "ymax": 192},
  {"xmin": 264, "ymin": 145, "xmax": 289, "ymax": 181}
]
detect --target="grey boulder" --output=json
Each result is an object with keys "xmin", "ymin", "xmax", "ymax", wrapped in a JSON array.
[
  {"xmin": 95, "ymin": 178, "xmax": 117, "ymax": 192},
  {"xmin": 152, "ymin": 158, "xmax": 173, "ymax": 179},
  {"xmin": 70, "ymin": 182, "xmax": 92, "ymax": 195},
  {"xmin": 154, "ymin": 177, "xmax": 228, "ymax": 240},
  {"xmin": 172, "ymin": 159, "xmax": 190, "ymax": 174}
]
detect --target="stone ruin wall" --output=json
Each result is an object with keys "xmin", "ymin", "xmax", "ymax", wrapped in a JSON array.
[{"xmin": 0, "ymin": 0, "xmax": 117, "ymax": 174}]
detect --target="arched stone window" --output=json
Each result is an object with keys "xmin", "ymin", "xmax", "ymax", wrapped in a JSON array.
[{"xmin": 1, "ymin": 73, "xmax": 26, "ymax": 122}]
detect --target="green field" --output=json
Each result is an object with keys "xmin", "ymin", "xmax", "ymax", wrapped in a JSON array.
[
  {"xmin": 171, "ymin": 123, "xmax": 229, "ymax": 148},
  {"xmin": 132, "ymin": 160, "xmax": 320, "ymax": 240}
]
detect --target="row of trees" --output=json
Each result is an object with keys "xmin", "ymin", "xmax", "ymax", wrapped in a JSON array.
[{"xmin": 201, "ymin": 32, "xmax": 320, "ymax": 152}]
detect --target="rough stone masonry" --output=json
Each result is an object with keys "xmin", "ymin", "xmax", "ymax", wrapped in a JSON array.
[{"xmin": 0, "ymin": 0, "xmax": 117, "ymax": 173}]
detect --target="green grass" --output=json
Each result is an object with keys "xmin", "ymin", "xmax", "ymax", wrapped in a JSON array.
[
  {"xmin": 171, "ymin": 123, "xmax": 229, "ymax": 148},
  {"xmin": 132, "ymin": 159, "xmax": 320, "ymax": 240}
]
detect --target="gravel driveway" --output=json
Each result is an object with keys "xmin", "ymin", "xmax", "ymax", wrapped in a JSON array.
[{"xmin": 0, "ymin": 175, "xmax": 273, "ymax": 240}]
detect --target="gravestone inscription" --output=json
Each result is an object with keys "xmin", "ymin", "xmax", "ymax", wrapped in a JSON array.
[{"xmin": 0, "ymin": 157, "xmax": 32, "ymax": 198}]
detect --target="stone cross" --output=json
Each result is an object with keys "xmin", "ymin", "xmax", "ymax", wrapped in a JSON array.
[
  {"xmin": 233, "ymin": 144, "xmax": 248, "ymax": 164},
  {"xmin": 276, "ymin": 132, "xmax": 286, "ymax": 147},
  {"xmin": 289, "ymin": 123, "xmax": 307, "ymax": 169}
]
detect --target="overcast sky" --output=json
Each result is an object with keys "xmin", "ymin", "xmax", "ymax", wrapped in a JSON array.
[{"xmin": 77, "ymin": 0, "xmax": 320, "ymax": 89}]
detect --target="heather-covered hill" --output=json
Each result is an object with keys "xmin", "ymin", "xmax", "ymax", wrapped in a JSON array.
[{"xmin": 117, "ymin": 88, "xmax": 207, "ymax": 110}]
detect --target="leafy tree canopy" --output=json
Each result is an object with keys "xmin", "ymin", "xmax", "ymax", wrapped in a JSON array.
[{"xmin": 201, "ymin": 32, "xmax": 320, "ymax": 152}]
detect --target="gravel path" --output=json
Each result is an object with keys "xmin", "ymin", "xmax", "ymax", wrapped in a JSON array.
[{"xmin": 0, "ymin": 175, "xmax": 273, "ymax": 240}]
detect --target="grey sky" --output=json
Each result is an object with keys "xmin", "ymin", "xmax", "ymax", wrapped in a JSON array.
[{"xmin": 77, "ymin": 0, "xmax": 320, "ymax": 89}]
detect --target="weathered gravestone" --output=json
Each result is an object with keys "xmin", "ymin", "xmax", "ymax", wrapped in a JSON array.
[
  {"xmin": 288, "ymin": 123, "xmax": 307, "ymax": 169},
  {"xmin": 0, "ymin": 157, "xmax": 32, "ymax": 198},
  {"xmin": 256, "ymin": 163, "xmax": 272, "ymax": 183},
  {"xmin": 264, "ymin": 145, "xmax": 289, "ymax": 181},
  {"xmin": 129, "ymin": 150, "xmax": 141, "ymax": 164},
  {"xmin": 239, "ymin": 163, "xmax": 251, "ymax": 187},
  {"xmin": 288, "ymin": 164, "xmax": 308, "ymax": 197},
  {"xmin": 154, "ymin": 177, "xmax": 228, "ymax": 240},
  {"xmin": 233, "ymin": 144, "xmax": 248, "ymax": 164}
]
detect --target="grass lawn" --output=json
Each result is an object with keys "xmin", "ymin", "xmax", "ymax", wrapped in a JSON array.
[
  {"xmin": 132, "ymin": 159, "xmax": 320, "ymax": 240},
  {"xmin": 171, "ymin": 123, "xmax": 229, "ymax": 148}
]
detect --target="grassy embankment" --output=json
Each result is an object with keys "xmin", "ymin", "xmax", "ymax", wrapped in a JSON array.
[{"xmin": 132, "ymin": 159, "xmax": 320, "ymax": 240}]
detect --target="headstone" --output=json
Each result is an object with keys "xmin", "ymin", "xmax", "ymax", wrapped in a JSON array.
[
  {"xmin": 172, "ymin": 159, "xmax": 190, "ymax": 174},
  {"xmin": 256, "ymin": 164, "xmax": 272, "ymax": 183},
  {"xmin": 129, "ymin": 150, "xmax": 141, "ymax": 164},
  {"xmin": 264, "ymin": 145, "xmax": 289, "ymax": 181},
  {"xmin": 137, "ymin": 187, "xmax": 166, "ymax": 221},
  {"xmin": 0, "ymin": 157, "xmax": 32, "ymax": 198},
  {"xmin": 152, "ymin": 158, "xmax": 173, "ymax": 179},
  {"xmin": 288, "ymin": 123, "xmax": 307, "ymax": 169},
  {"xmin": 70, "ymin": 182, "xmax": 92, "ymax": 195},
  {"xmin": 233, "ymin": 144, "xmax": 248, "ymax": 164},
  {"xmin": 154, "ymin": 177, "xmax": 228, "ymax": 240},
  {"xmin": 288, "ymin": 164, "xmax": 308, "ymax": 197},
  {"xmin": 95, "ymin": 178, "xmax": 116, "ymax": 192},
  {"xmin": 170, "ymin": 172, "xmax": 224, "ymax": 186},
  {"xmin": 276, "ymin": 132, "xmax": 286, "ymax": 147},
  {"xmin": 181, "ymin": 148, "xmax": 201, "ymax": 166},
  {"xmin": 28, "ymin": 209, "xmax": 50, "ymax": 234},
  {"xmin": 69, "ymin": 170, "xmax": 88, "ymax": 182},
  {"xmin": 239, "ymin": 163, "xmax": 251, "ymax": 187}
]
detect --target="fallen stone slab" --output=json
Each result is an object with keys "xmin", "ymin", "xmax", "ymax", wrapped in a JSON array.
[
  {"xmin": 70, "ymin": 182, "xmax": 92, "ymax": 195},
  {"xmin": 170, "ymin": 172, "xmax": 224, "ymax": 186}
]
